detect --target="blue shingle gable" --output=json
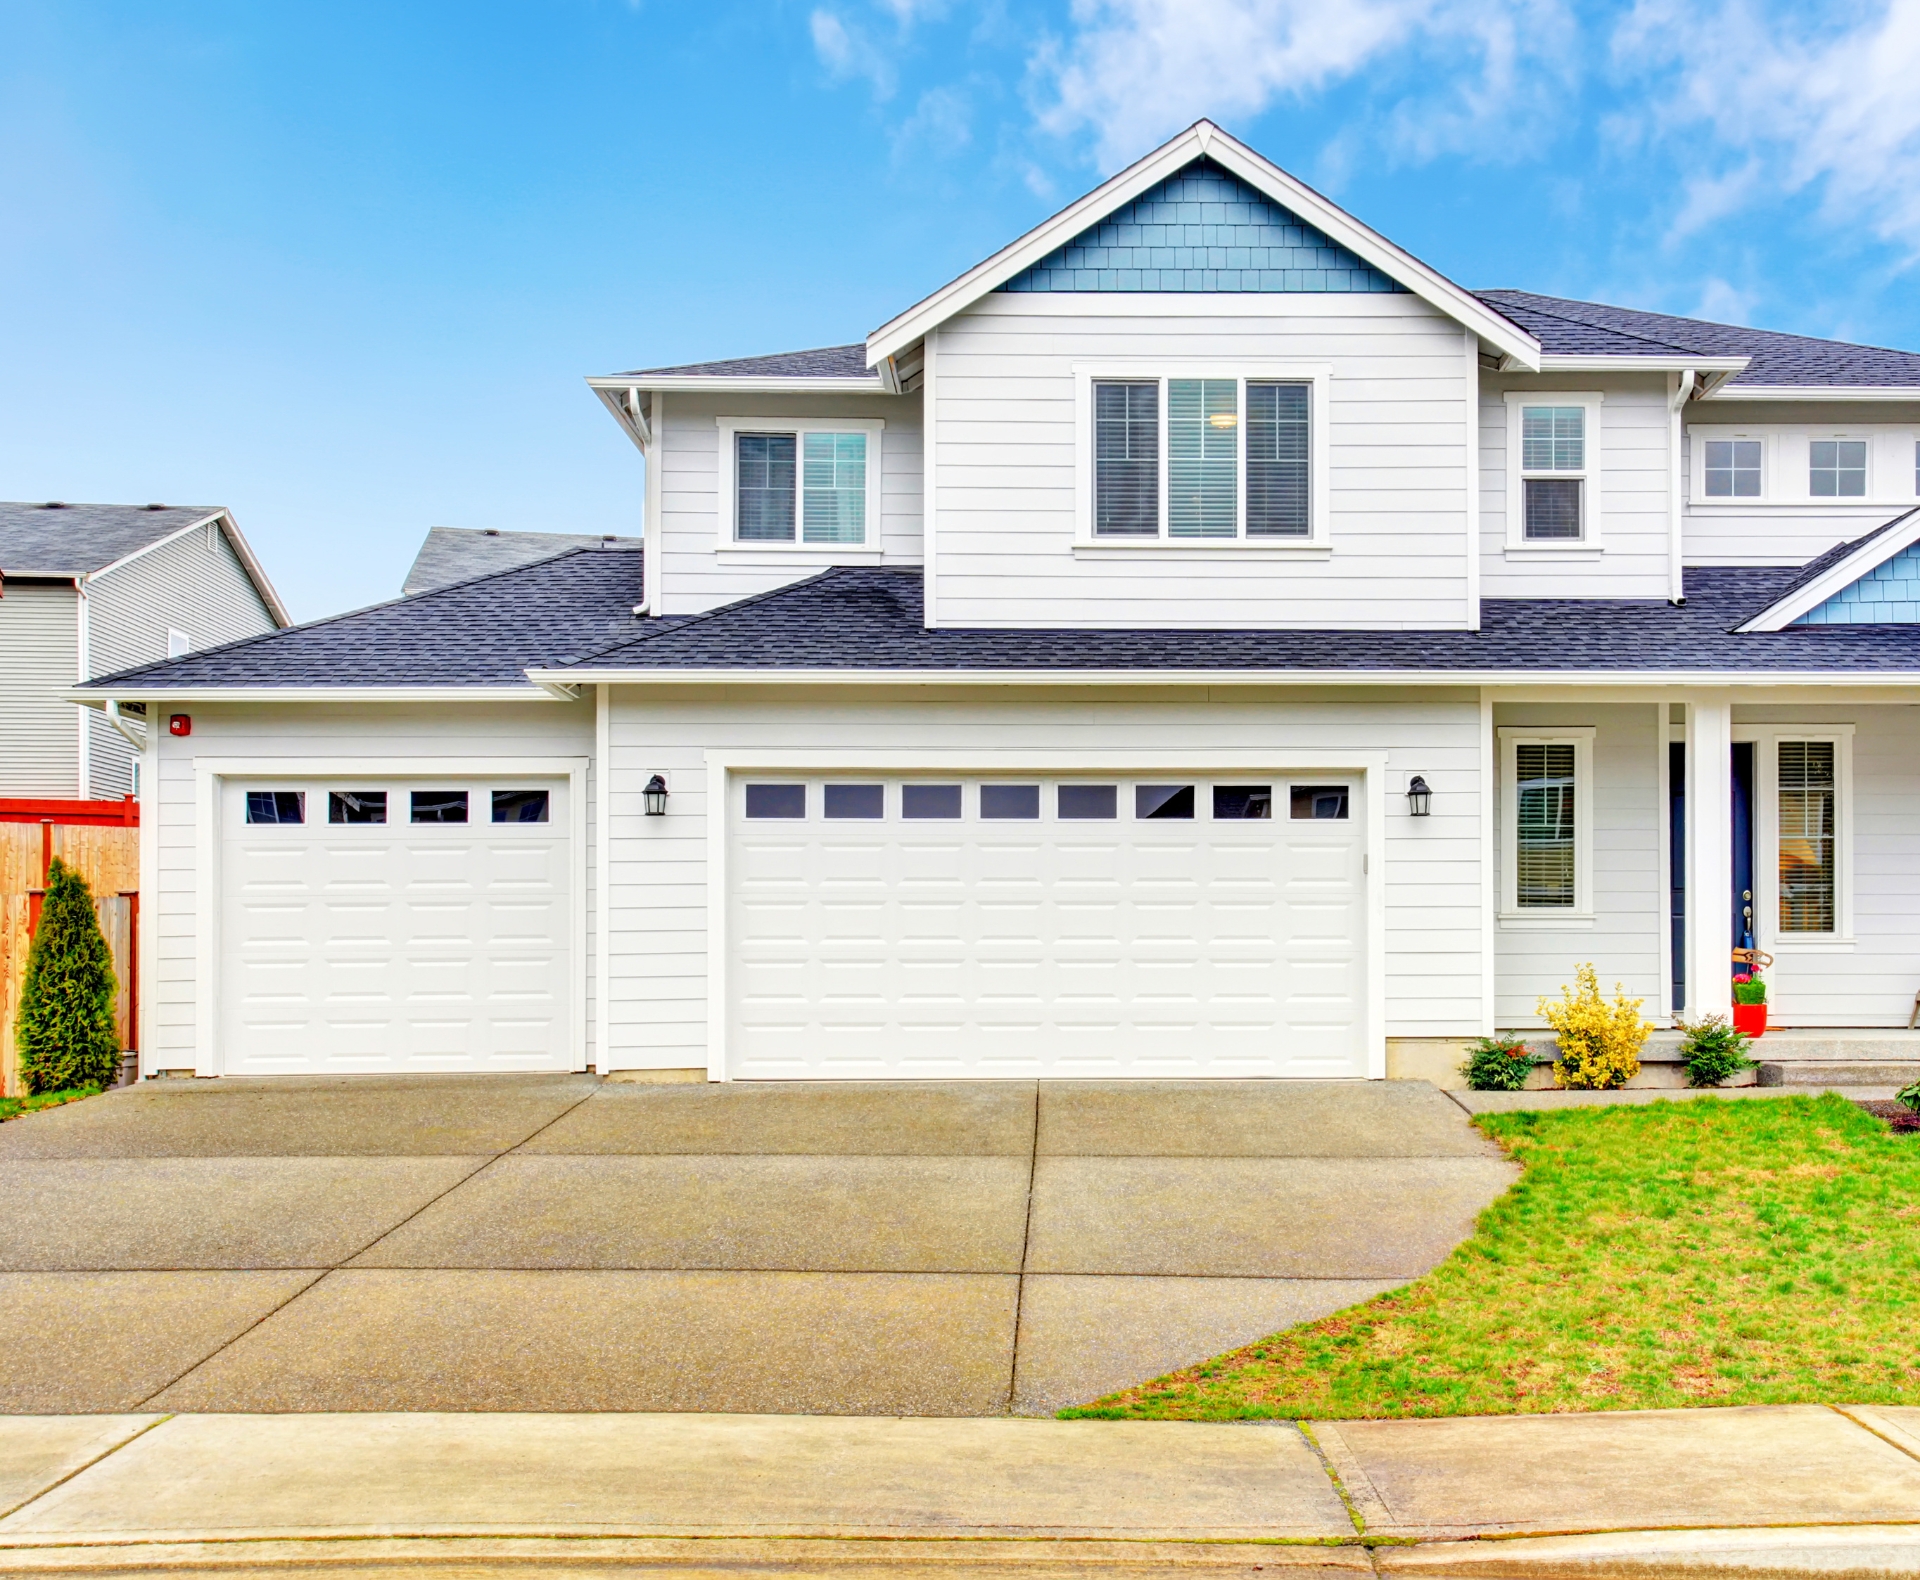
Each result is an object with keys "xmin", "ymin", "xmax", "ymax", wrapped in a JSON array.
[
  {"xmin": 1000, "ymin": 158, "xmax": 1404, "ymax": 295},
  {"xmin": 1795, "ymin": 539, "xmax": 1920, "ymax": 625}
]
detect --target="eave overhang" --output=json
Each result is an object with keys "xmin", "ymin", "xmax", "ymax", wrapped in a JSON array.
[
  {"xmin": 1703, "ymin": 385, "xmax": 1920, "ymax": 402},
  {"xmin": 66, "ymin": 685, "xmax": 566, "ymax": 705},
  {"xmin": 1735, "ymin": 507, "xmax": 1920, "ymax": 632},
  {"xmin": 527, "ymin": 666, "xmax": 1920, "ymax": 690}
]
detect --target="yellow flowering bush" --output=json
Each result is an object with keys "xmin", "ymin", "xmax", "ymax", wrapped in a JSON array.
[{"xmin": 1536, "ymin": 963, "xmax": 1649, "ymax": 1089}]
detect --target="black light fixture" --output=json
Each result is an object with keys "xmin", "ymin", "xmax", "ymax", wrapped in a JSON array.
[
  {"xmin": 1405, "ymin": 775, "xmax": 1433, "ymax": 817},
  {"xmin": 643, "ymin": 774, "xmax": 669, "ymax": 817}
]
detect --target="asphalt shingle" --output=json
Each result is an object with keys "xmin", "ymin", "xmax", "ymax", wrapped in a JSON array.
[
  {"xmin": 403, "ymin": 527, "xmax": 643, "ymax": 596},
  {"xmin": 617, "ymin": 346, "xmax": 872, "ymax": 380},
  {"xmin": 0, "ymin": 502, "xmax": 223, "ymax": 578}
]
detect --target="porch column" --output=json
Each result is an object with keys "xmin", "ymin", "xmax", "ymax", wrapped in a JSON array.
[{"xmin": 1684, "ymin": 693, "xmax": 1733, "ymax": 1021}]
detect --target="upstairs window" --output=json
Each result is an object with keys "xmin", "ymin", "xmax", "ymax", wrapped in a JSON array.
[
  {"xmin": 1086, "ymin": 371, "xmax": 1322, "ymax": 543},
  {"xmin": 1809, "ymin": 440, "xmax": 1866, "ymax": 497},
  {"xmin": 1521, "ymin": 405, "xmax": 1586, "ymax": 540},
  {"xmin": 723, "ymin": 420, "xmax": 881, "ymax": 548},
  {"xmin": 1704, "ymin": 439, "xmax": 1761, "ymax": 497}
]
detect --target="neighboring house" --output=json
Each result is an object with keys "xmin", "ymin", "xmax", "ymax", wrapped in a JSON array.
[
  {"xmin": 76, "ymin": 122, "xmax": 1920, "ymax": 1084},
  {"xmin": 1, "ymin": 502, "xmax": 285, "ymax": 799},
  {"xmin": 403, "ymin": 527, "xmax": 643, "ymax": 595}
]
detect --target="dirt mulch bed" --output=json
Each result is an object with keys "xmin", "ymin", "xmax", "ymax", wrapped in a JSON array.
[{"xmin": 1853, "ymin": 1099, "xmax": 1920, "ymax": 1133}]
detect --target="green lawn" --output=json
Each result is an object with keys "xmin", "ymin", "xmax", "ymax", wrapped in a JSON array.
[
  {"xmin": 1066, "ymin": 1094, "xmax": 1920, "ymax": 1421},
  {"xmin": 0, "ymin": 1085, "xmax": 100, "ymax": 1124}
]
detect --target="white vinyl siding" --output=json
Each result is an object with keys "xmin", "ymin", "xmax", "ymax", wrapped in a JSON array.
[
  {"xmin": 656, "ymin": 393, "xmax": 921, "ymax": 616},
  {"xmin": 0, "ymin": 580, "xmax": 81, "ymax": 796},
  {"xmin": 602, "ymin": 685, "xmax": 1485, "ymax": 1072},
  {"xmin": 932, "ymin": 293, "xmax": 1470, "ymax": 629}
]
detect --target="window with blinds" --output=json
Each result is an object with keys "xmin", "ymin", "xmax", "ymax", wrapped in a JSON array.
[
  {"xmin": 1778, "ymin": 740, "xmax": 1836, "ymax": 933},
  {"xmin": 1167, "ymin": 378, "xmax": 1238, "ymax": 538},
  {"xmin": 736, "ymin": 433, "xmax": 797, "ymax": 541},
  {"xmin": 1093, "ymin": 381, "xmax": 1160, "ymax": 537},
  {"xmin": 1519, "ymin": 404, "xmax": 1588, "ymax": 542},
  {"xmin": 1247, "ymin": 381, "xmax": 1310, "ymax": 536},
  {"xmin": 1515, "ymin": 742, "xmax": 1577, "ymax": 907},
  {"xmin": 801, "ymin": 432, "xmax": 867, "ymax": 544}
]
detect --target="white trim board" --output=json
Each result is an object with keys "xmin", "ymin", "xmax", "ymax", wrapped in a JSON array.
[
  {"xmin": 191, "ymin": 755, "xmax": 590, "ymax": 1077},
  {"xmin": 865, "ymin": 119, "xmax": 1541, "ymax": 370},
  {"xmin": 701, "ymin": 747, "xmax": 1389, "ymax": 1085},
  {"xmin": 533, "ymin": 666, "xmax": 1920, "ymax": 690}
]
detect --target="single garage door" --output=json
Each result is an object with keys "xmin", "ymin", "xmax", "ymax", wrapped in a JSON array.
[
  {"xmin": 728, "ymin": 774, "xmax": 1366, "ymax": 1079},
  {"xmin": 219, "ymin": 777, "xmax": 572, "ymax": 1074}
]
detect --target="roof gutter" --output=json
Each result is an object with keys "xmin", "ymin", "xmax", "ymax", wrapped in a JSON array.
[
  {"xmin": 66, "ymin": 685, "xmax": 567, "ymax": 705},
  {"xmin": 1700, "ymin": 384, "xmax": 1920, "ymax": 402},
  {"xmin": 586, "ymin": 374, "xmax": 889, "ymax": 396}
]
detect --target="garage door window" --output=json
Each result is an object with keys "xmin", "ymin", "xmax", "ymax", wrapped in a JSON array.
[
  {"xmin": 244, "ymin": 790, "xmax": 304, "ymax": 825},
  {"xmin": 825, "ymin": 784, "xmax": 884, "ymax": 819},
  {"xmin": 1058, "ymin": 784, "xmax": 1117, "ymax": 819},
  {"xmin": 745, "ymin": 784, "xmax": 806, "ymax": 819},
  {"xmin": 1213, "ymin": 785, "xmax": 1273, "ymax": 819},
  {"xmin": 902, "ymin": 784, "xmax": 961, "ymax": 819},
  {"xmin": 1136, "ymin": 784, "xmax": 1194, "ymax": 819},
  {"xmin": 492, "ymin": 789, "xmax": 550, "ymax": 823},
  {"xmin": 329, "ymin": 791, "xmax": 386, "ymax": 824},
  {"xmin": 981, "ymin": 784, "xmax": 1039, "ymax": 819},
  {"xmin": 411, "ymin": 790, "xmax": 469, "ymax": 824},
  {"xmin": 1289, "ymin": 785, "xmax": 1349, "ymax": 820}
]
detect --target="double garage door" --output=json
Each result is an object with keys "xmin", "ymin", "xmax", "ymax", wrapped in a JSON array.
[
  {"xmin": 218, "ymin": 777, "xmax": 572, "ymax": 1075},
  {"xmin": 728, "ymin": 773, "xmax": 1367, "ymax": 1080}
]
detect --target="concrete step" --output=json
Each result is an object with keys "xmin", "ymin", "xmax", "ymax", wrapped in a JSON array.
[{"xmin": 1759, "ymin": 1060, "xmax": 1920, "ymax": 1088}]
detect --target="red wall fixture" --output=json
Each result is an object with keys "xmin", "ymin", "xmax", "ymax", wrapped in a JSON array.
[{"xmin": 168, "ymin": 714, "xmax": 191, "ymax": 737}]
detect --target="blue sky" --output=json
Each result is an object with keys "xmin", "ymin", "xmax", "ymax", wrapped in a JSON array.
[{"xmin": 4, "ymin": 0, "xmax": 1919, "ymax": 621}]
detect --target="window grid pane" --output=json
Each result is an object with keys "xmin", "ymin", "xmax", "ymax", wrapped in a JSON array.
[
  {"xmin": 736, "ymin": 433, "xmax": 796, "ymax": 542},
  {"xmin": 1704, "ymin": 439, "xmax": 1761, "ymax": 498},
  {"xmin": 1522, "ymin": 406, "xmax": 1584, "ymax": 471},
  {"xmin": 1809, "ymin": 440, "xmax": 1866, "ymax": 498},
  {"xmin": 801, "ymin": 432, "xmax": 866, "ymax": 544},
  {"xmin": 1246, "ymin": 382, "xmax": 1310, "ymax": 537},
  {"xmin": 1778, "ymin": 741, "xmax": 1836, "ymax": 933},
  {"xmin": 1093, "ymin": 381, "xmax": 1159, "ymax": 537},
  {"xmin": 1166, "ymin": 378, "xmax": 1238, "ymax": 538},
  {"xmin": 1524, "ymin": 477, "xmax": 1583, "ymax": 540},
  {"xmin": 1515, "ymin": 743, "xmax": 1576, "ymax": 908}
]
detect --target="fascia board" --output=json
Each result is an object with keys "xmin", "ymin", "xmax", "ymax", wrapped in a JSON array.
[
  {"xmin": 866, "ymin": 121, "xmax": 1544, "ymax": 370},
  {"xmin": 1537, "ymin": 355, "xmax": 1750, "ymax": 374},
  {"xmin": 530, "ymin": 665, "xmax": 1920, "ymax": 689},
  {"xmin": 86, "ymin": 510, "xmax": 292, "ymax": 629},
  {"xmin": 1735, "ymin": 508, "xmax": 1920, "ymax": 632},
  {"xmin": 1704, "ymin": 384, "xmax": 1920, "ymax": 402},
  {"xmin": 65, "ymin": 685, "xmax": 560, "ymax": 705},
  {"xmin": 586, "ymin": 375, "xmax": 887, "ymax": 395}
]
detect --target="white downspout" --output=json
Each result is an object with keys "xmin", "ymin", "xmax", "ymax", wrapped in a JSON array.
[
  {"xmin": 75, "ymin": 579, "xmax": 91, "ymax": 798},
  {"xmin": 639, "ymin": 390, "xmax": 663, "ymax": 618},
  {"xmin": 1668, "ymin": 370, "xmax": 1695, "ymax": 605},
  {"xmin": 104, "ymin": 700, "xmax": 147, "ymax": 752}
]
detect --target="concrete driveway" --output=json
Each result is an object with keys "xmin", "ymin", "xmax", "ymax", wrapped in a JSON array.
[{"xmin": 0, "ymin": 1076, "xmax": 1514, "ymax": 1417}]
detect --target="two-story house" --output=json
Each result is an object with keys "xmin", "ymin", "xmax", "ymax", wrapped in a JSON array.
[
  {"xmin": 2, "ymin": 502, "xmax": 286, "ymax": 800},
  {"xmin": 78, "ymin": 122, "xmax": 1920, "ymax": 1083}
]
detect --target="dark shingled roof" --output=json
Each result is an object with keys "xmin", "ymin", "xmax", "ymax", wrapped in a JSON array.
[
  {"xmin": 0, "ymin": 501, "xmax": 223, "ymax": 577},
  {"xmin": 1477, "ymin": 291, "xmax": 1920, "ymax": 388},
  {"xmin": 564, "ymin": 565, "xmax": 1920, "ymax": 675},
  {"xmin": 619, "ymin": 345, "xmax": 872, "ymax": 380},
  {"xmin": 403, "ymin": 526, "xmax": 642, "ymax": 595},
  {"xmin": 83, "ymin": 543, "xmax": 648, "ymax": 689}
]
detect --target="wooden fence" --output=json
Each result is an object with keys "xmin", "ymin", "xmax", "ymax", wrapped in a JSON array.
[{"xmin": 0, "ymin": 801, "xmax": 140, "ymax": 1097}]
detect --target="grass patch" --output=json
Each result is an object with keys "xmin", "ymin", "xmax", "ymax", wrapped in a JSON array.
[
  {"xmin": 1066, "ymin": 1094, "xmax": 1920, "ymax": 1420},
  {"xmin": 0, "ymin": 1085, "xmax": 101, "ymax": 1124}
]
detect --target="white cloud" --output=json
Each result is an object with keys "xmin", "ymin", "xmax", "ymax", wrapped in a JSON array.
[
  {"xmin": 810, "ymin": 9, "xmax": 898, "ymax": 98},
  {"xmin": 893, "ymin": 84, "xmax": 974, "ymax": 159},
  {"xmin": 1618, "ymin": 0, "xmax": 1920, "ymax": 258},
  {"xmin": 1031, "ymin": 0, "xmax": 1575, "ymax": 171},
  {"xmin": 1693, "ymin": 276, "xmax": 1759, "ymax": 324}
]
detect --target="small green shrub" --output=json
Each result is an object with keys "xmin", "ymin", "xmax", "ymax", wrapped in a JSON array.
[
  {"xmin": 1732, "ymin": 975, "xmax": 1768, "ymax": 1006},
  {"xmin": 1462, "ymin": 1035, "xmax": 1535, "ymax": 1091},
  {"xmin": 1897, "ymin": 1079, "xmax": 1920, "ymax": 1116},
  {"xmin": 1678, "ymin": 1013, "xmax": 1757, "ymax": 1088},
  {"xmin": 15, "ymin": 858, "xmax": 121, "ymax": 1096}
]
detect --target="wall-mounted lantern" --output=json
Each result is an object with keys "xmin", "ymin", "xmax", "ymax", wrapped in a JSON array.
[
  {"xmin": 1405, "ymin": 775, "xmax": 1433, "ymax": 817},
  {"xmin": 643, "ymin": 775, "xmax": 669, "ymax": 817}
]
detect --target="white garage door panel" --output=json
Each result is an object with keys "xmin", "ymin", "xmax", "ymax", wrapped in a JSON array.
[
  {"xmin": 729, "ymin": 777, "xmax": 1366, "ymax": 1079},
  {"xmin": 218, "ymin": 780, "xmax": 571, "ymax": 1074}
]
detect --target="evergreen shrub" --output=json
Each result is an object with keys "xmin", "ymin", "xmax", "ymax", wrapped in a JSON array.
[
  {"xmin": 1462, "ymin": 1035, "xmax": 1535, "ymax": 1091},
  {"xmin": 16, "ymin": 858, "xmax": 121, "ymax": 1095},
  {"xmin": 1677, "ymin": 1013, "xmax": 1758, "ymax": 1088}
]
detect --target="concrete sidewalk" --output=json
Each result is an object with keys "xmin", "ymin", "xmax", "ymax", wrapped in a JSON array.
[{"xmin": 2, "ymin": 1403, "xmax": 1919, "ymax": 1575}]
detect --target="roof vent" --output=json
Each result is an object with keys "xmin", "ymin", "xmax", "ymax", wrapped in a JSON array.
[
  {"xmin": 42, "ymin": 501, "xmax": 66, "ymax": 509},
  {"xmin": 483, "ymin": 529, "xmax": 501, "ymax": 536},
  {"xmin": 144, "ymin": 502, "xmax": 167, "ymax": 510},
  {"xmin": 602, "ymin": 535, "xmax": 616, "ymax": 542}
]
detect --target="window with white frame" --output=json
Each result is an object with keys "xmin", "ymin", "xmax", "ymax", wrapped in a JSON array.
[
  {"xmin": 718, "ymin": 418, "xmax": 883, "ymax": 548},
  {"xmin": 1704, "ymin": 438, "xmax": 1762, "ymax": 497},
  {"xmin": 1810, "ymin": 440, "xmax": 1867, "ymax": 498},
  {"xmin": 1777, "ymin": 739, "xmax": 1838, "ymax": 934},
  {"xmin": 1083, "ymin": 370, "xmax": 1324, "ymax": 543},
  {"xmin": 1498, "ymin": 728, "xmax": 1592, "ymax": 916},
  {"xmin": 1520, "ymin": 405, "xmax": 1587, "ymax": 539}
]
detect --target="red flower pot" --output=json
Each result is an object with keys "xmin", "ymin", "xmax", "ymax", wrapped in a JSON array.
[{"xmin": 1732, "ymin": 1002, "xmax": 1768, "ymax": 1038}]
